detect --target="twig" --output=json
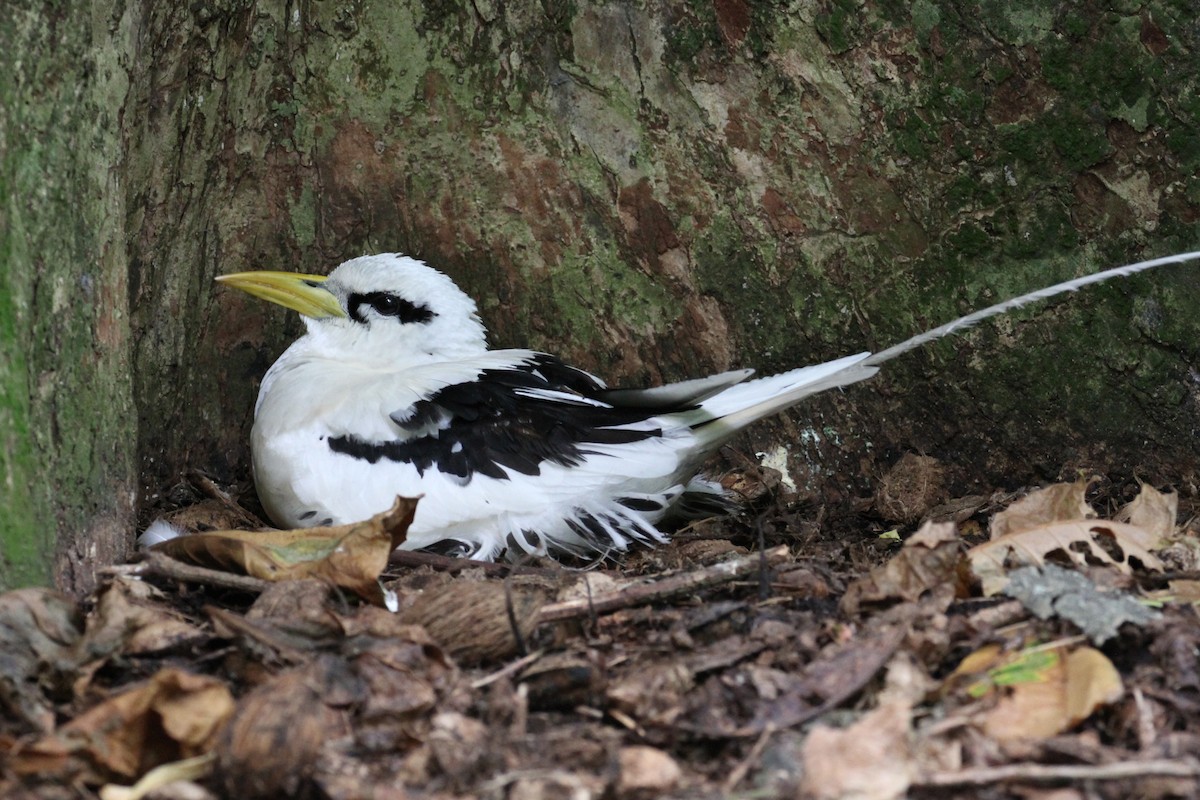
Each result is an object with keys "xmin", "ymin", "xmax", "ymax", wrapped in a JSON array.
[
  {"xmin": 388, "ymin": 549, "xmax": 553, "ymax": 576},
  {"xmin": 722, "ymin": 724, "xmax": 775, "ymax": 793},
  {"xmin": 470, "ymin": 650, "xmax": 545, "ymax": 690},
  {"xmin": 918, "ymin": 758, "xmax": 1200, "ymax": 787},
  {"xmin": 536, "ymin": 545, "xmax": 790, "ymax": 623},
  {"xmin": 186, "ymin": 469, "xmax": 235, "ymax": 503},
  {"xmin": 755, "ymin": 513, "xmax": 770, "ymax": 601},
  {"xmin": 139, "ymin": 551, "xmax": 272, "ymax": 594},
  {"xmin": 608, "ymin": 708, "xmax": 647, "ymax": 738},
  {"xmin": 205, "ymin": 605, "xmax": 311, "ymax": 663},
  {"xmin": 1133, "ymin": 687, "xmax": 1157, "ymax": 751}
]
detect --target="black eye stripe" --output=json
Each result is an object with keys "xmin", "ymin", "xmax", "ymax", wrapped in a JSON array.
[{"xmin": 346, "ymin": 292, "xmax": 436, "ymax": 324}]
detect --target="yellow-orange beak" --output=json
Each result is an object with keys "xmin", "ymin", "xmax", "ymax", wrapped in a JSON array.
[{"xmin": 216, "ymin": 271, "xmax": 347, "ymax": 319}]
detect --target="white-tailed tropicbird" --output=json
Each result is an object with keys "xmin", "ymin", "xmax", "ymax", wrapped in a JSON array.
[{"xmin": 216, "ymin": 251, "xmax": 1199, "ymax": 560}]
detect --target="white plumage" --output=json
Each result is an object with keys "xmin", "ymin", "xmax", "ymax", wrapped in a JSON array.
[{"xmin": 217, "ymin": 251, "xmax": 1198, "ymax": 561}]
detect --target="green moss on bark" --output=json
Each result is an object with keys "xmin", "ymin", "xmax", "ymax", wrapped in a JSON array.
[
  {"xmin": 1, "ymin": 2, "xmax": 137, "ymax": 590},
  {"xmin": 3, "ymin": 0, "xmax": 1198, "ymax": 594}
]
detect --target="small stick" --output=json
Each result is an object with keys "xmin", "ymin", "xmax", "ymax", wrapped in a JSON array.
[
  {"xmin": 722, "ymin": 724, "xmax": 776, "ymax": 793},
  {"xmin": 470, "ymin": 650, "xmax": 545, "ymax": 690},
  {"xmin": 388, "ymin": 549, "xmax": 553, "ymax": 576},
  {"xmin": 129, "ymin": 541, "xmax": 789, "ymax": 619},
  {"xmin": 918, "ymin": 758, "xmax": 1200, "ymax": 787},
  {"xmin": 755, "ymin": 514, "xmax": 770, "ymax": 601},
  {"xmin": 139, "ymin": 551, "xmax": 272, "ymax": 594},
  {"xmin": 536, "ymin": 545, "xmax": 790, "ymax": 623},
  {"xmin": 583, "ymin": 573, "xmax": 599, "ymax": 633},
  {"xmin": 186, "ymin": 470, "xmax": 235, "ymax": 503}
]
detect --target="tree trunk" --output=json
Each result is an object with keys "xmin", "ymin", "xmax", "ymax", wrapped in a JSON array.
[
  {"xmin": 3, "ymin": 1, "xmax": 1198, "ymax": 592},
  {"xmin": 2, "ymin": 3, "xmax": 137, "ymax": 591}
]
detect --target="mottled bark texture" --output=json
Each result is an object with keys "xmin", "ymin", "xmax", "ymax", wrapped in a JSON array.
[
  {"xmin": 2, "ymin": 1, "xmax": 1198, "ymax": 590},
  {"xmin": 2, "ymin": 4, "xmax": 137, "ymax": 592}
]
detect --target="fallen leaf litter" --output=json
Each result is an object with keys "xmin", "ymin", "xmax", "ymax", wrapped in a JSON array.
[{"xmin": 1, "ymin": 471, "xmax": 1198, "ymax": 799}]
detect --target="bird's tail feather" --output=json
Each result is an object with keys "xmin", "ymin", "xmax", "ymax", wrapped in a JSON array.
[
  {"xmin": 692, "ymin": 249, "xmax": 1200, "ymax": 446},
  {"xmin": 863, "ymin": 249, "xmax": 1200, "ymax": 368},
  {"xmin": 694, "ymin": 353, "xmax": 878, "ymax": 445}
]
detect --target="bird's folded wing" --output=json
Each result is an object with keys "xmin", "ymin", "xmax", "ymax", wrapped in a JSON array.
[
  {"xmin": 342, "ymin": 353, "xmax": 674, "ymax": 483},
  {"xmin": 596, "ymin": 369, "xmax": 756, "ymax": 409}
]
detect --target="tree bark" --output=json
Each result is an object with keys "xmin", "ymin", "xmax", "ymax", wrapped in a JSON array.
[
  {"xmin": 2, "ymin": 3, "xmax": 137, "ymax": 591},
  {"xmin": 3, "ymin": 1, "xmax": 1198, "ymax": 591}
]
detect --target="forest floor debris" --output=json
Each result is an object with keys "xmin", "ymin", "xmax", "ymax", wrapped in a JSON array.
[{"xmin": 2, "ymin": 465, "xmax": 1199, "ymax": 799}]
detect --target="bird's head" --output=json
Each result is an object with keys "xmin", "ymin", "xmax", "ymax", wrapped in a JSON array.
[{"xmin": 217, "ymin": 254, "xmax": 488, "ymax": 361}]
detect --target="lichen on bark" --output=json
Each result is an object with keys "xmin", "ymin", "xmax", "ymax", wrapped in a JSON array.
[{"xmin": 1, "ymin": 2, "xmax": 138, "ymax": 590}]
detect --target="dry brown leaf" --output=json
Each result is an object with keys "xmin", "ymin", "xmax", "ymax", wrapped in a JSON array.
[
  {"xmin": 517, "ymin": 651, "xmax": 604, "ymax": 710},
  {"xmin": 926, "ymin": 494, "xmax": 990, "ymax": 524},
  {"xmin": 216, "ymin": 658, "xmax": 348, "ymax": 799},
  {"xmin": 1064, "ymin": 647, "xmax": 1124, "ymax": 723},
  {"xmin": 353, "ymin": 640, "xmax": 444, "ymax": 724},
  {"xmin": 1163, "ymin": 579, "xmax": 1200, "ymax": 604},
  {"xmin": 948, "ymin": 644, "xmax": 1058, "ymax": 701},
  {"xmin": 980, "ymin": 665, "xmax": 1067, "ymax": 741},
  {"xmin": 968, "ymin": 520, "xmax": 1164, "ymax": 596},
  {"xmin": 977, "ymin": 646, "xmax": 1123, "ymax": 742},
  {"xmin": 163, "ymin": 496, "xmax": 265, "ymax": 533},
  {"xmin": 11, "ymin": 668, "xmax": 233, "ymax": 781},
  {"xmin": 608, "ymin": 661, "xmax": 695, "ymax": 727},
  {"xmin": 209, "ymin": 613, "xmax": 458, "ymax": 798},
  {"xmin": 0, "ymin": 588, "xmax": 84, "ymax": 734},
  {"xmin": 879, "ymin": 652, "xmax": 938, "ymax": 708},
  {"xmin": 950, "ymin": 644, "xmax": 1004, "ymax": 680},
  {"xmin": 800, "ymin": 700, "xmax": 915, "ymax": 800},
  {"xmin": 83, "ymin": 578, "xmax": 204, "ymax": 660},
  {"xmin": 731, "ymin": 618, "xmax": 908, "ymax": 737},
  {"xmin": 153, "ymin": 497, "xmax": 417, "ymax": 605},
  {"xmin": 940, "ymin": 643, "xmax": 1002, "ymax": 702},
  {"xmin": 841, "ymin": 521, "xmax": 963, "ymax": 615},
  {"xmin": 617, "ymin": 745, "xmax": 683, "ymax": 796},
  {"xmin": 427, "ymin": 711, "xmax": 489, "ymax": 777},
  {"xmin": 989, "ymin": 480, "xmax": 1095, "ymax": 540},
  {"xmin": 1114, "ymin": 483, "xmax": 1178, "ymax": 548}
]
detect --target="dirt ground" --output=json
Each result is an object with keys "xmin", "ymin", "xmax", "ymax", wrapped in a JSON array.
[{"xmin": 2, "ymin": 457, "xmax": 1199, "ymax": 800}]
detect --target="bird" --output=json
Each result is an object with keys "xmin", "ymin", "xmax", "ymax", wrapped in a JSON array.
[{"xmin": 215, "ymin": 251, "xmax": 1199, "ymax": 561}]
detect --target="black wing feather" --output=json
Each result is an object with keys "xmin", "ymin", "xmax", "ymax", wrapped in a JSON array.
[{"xmin": 328, "ymin": 355, "xmax": 677, "ymax": 481}]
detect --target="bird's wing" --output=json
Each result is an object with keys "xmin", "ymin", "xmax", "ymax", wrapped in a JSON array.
[
  {"xmin": 596, "ymin": 369, "xmax": 755, "ymax": 409},
  {"xmin": 330, "ymin": 352, "xmax": 690, "ymax": 483}
]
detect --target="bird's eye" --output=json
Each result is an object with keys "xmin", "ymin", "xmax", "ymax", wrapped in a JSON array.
[
  {"xmin": 371, "ymin": 295, "xmax": 402, "ymax": 316},
  {"xmin": 346, "ymin": 291, "xmax": 437, "ymax": 325}
]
